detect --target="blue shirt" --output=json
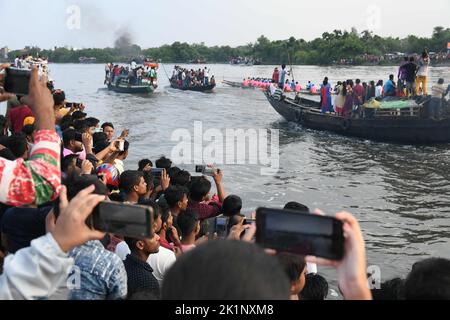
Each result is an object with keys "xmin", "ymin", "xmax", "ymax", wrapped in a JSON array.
[
  {"xmin": 69, "ymin": 240, "xmax": 128, "ymax": 300},
  {"xmin": 384, "ymin": 80, "xmax": 395, "ymax": 95}
]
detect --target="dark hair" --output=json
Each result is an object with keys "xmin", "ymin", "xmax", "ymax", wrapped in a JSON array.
[
  {"xmin": 142, "ymin": 171, "xmax": 155, "ymax": 192},
  {"xmin": 85, "ymin": 117, "xmax": 100, "ymax": 128},
  {"xmin": 72, "ymin": 111, "xmax": 87, "ymax": 121},
  {"xmin": 283, "ymin": 201, "xmax": 310, "ymax": 213},
  {"xmin": 54, "ymin": 174, "xmax": 108, "ymax": 219},
  {"xmin": 62, "ymin": 129, "xmax": 81, "ymax": 148},
  {"xmin": 356, "ymin": 79, "xmax": 361, "ymax": 84},
  {"xmin": 176, "ymin": 210, "xmax": 199, "ymax": 238},
  {"xmin": 101, "ymin": 122, "xmax": 114, "ymax": 130},
  {"xmin": 93, "ymin": 132, "xmax": 108, "ymax": 147},
  {"xmin": 139, "ymin": 199, "xmax": 162, "ymax": 222},
  {"xmin": 222, "ymin": 195, "xmax": 242, "ymax": 217},
  {"xmin": 404, "ymin": 258, "xmax": 450, "ymax": 300},
  {"xmin": 73, "ymin": 119, "xmax": 86, "ymax": 131},
  {"xmin": 389, "ymin": 74, "xmax": 394, "ymax": 80},
  {"xmin": 277, "ymin": 252, "xmax": 306, "ymax": 283},
  {"xmin": 164, "ymin": 186, "xmax": 189, "ymax": 209},
  {"xmin": 162, "ymin": 240, "xmax": 290, "ymax": 300},
  {"xmin": 155, "ymin": 156, "xmax": 172, "ymax": 170},
  {"xmin": 282, "ymin": 64, "xmax": 286, "ymax": 69},
  {"xmin": 171, "ymin": 170, "xmax": 191, "ymax": 187},
  {"xmin": 7, "ymin": 134, "xmax": 28, "ymax": 158},
  {"xmin": 300, "ymin": 273, "xmax": 329, "ymax": 300},
  {"xmin": 167, "ymin": 166, "xmax": 181, "ymax": 179},
  {"xmin": 409, "ymin": 56, "xmax": 415, "ymax": 62},
  {"xmin": 119, "ymin": 170, "xmax": 144, "ymax": 194},
  {"xmin": 189, "ymin": 176, "xmax": 211, "ymax": 202},
  {"xmin": 0, "ymin": 115, "xmax": 7, "ymax": 136},
  {"xmin": 438, "ymin": 78, "xmax": 444, "ymax": 85},
  {"xmin": 376, "ymin": 80, "xmax": 383, "ymax": 87},
  {"xmin": 138, "ymin": 159, "xmax": 153, "ymax": 171},
  {"xmin": 62, "ymin": 154, "xmax": 79, "ymax": 173},
  {"xmin": 371, "ymin": 278, "xmax": 404, "ymax": 300},
  {"xmin": 53, "ymin": 90, "xmax": 66, "ymax": 106}
]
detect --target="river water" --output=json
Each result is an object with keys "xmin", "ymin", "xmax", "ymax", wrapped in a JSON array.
[{"xmin": 2, "ymin": 63, "xmax": 449, "ymax": 298}]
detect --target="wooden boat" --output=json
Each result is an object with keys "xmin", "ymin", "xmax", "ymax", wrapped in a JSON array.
[
  {"xmin": 265, "ymin": 91, "xmax": 450, "ymax": 144},
  {"xmin": 170, "ymin": 80, "xmax": 215, "ymax": 92},
  {"xmin": 107, "ymin": 81, "xmax": 154, "ymax": 94},
  {"xmin": 222, "ymin": 80, "xmax": 256, "ymax": 89}
]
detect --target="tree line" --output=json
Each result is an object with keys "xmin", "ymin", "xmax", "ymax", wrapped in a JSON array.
[{"xmin": 9, "ymin": 27, "xmax": 449, "ymax": 65}]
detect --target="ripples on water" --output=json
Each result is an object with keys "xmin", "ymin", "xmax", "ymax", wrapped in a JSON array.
[{"xmin": 2, "ymin": 63, "xmax": 448, "ymax": 298}]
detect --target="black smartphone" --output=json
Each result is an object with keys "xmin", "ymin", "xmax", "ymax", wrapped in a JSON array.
[
  {"xmin": 4, "ymin": 68, "xmax": 31, "ymax": 95},
  {"xmin": 151, "ymin": 168, "xmax": 164, "ymax": 177},
  {"xmin": 255, "ymin": 208, "xmax": 344, "ymax": 260},
  {"xmin": 244, "ymin": 218, "xmax": 256, "ymax": 225},
  {"xmin": 215, "ymin": 217, "xmax": 228, "ymax": 238},
  {"xmin": 89, "ymin": 201, "xmax": 154, "ymax": 239}
]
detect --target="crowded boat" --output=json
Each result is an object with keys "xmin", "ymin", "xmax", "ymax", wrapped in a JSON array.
[{"xmin": 170, "ymin": 66, "xmax": 216, "ymax": 91}]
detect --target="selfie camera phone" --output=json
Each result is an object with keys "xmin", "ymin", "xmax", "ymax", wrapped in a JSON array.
[
  {"xmin": 89, "ymin": 202, "xmax": 154, "ymax": 239},
  {"xmin": 151, "ymin": 168, "xmax": 164, "ymax": 177},
  {"xmin": 195, "ymin": 165, "xmax": 217, "ymax": 177},
  {"xmin": 255, "ymin": 208, "xmax": 344, "ymax": 260}
]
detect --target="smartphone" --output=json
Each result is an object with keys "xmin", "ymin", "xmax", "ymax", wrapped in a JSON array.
[
  {"xmin": 215, "ymin": 217, "xmax": 228, "ymax": 238},
  {"xmin": 151, "ymin": 168, "xmax": 164, "ymax": 177},
  {"xmin": 4, "ymin": 68, "xmax": 31, "ymax": 95},
  {"xmin": 89, "ymin": 201, "xmax": 154, "ymax": 239},
  {"xmin": 255, "ymin": 208, "xmax": 344, "ymax": 260},
  {"xmin": 244, "ymin": 218, "xmax": 256, "ymax": 225},
  {"xmin": 195, "ymin": 165, "xmax": 217, "ymax": 176}
]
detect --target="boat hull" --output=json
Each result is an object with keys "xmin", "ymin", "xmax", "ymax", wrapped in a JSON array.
[
  {"xmin": 108, "ymin": 83, "xmax": 154, "ymax": 94},
  {"xmin": 170, "ymin": 81, "xmax": 215, "ymax": 92},
  {"xmin": 265, "ymin": 92, "xmax": 450, "ymax": 144}
]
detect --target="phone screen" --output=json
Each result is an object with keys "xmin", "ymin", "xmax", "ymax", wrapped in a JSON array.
[
  {"xmin": 151, "ymin": 168, "xmax": 164, "ymax": 177},
  {"xmin": 4, "ymin": 68, "xmax": 31, "ymax": 95},
  {"xmin": 215, "ymin": 217, "xmax": 228, "ymax": 237},
  {"xmin": 90, "ymin": 202, "xmax": 154, "ymax": 239},
  {"xmin": 255, "ymin": 208, "xmax": 344, "ymax": 260}
]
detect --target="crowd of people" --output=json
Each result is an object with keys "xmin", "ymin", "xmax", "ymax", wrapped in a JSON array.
[
  {"xmin": 105, "ymin": 61, "xmax": 158, "ymax": 87},
  {"xmin": 171, "ymin": 66, "xmax": 215, "ymax": 88},
  {"xmin": 0, "ymin": 62, "xmax": 450, "ymax": 301}
]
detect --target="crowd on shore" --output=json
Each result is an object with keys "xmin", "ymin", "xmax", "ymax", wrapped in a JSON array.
[{"xmin": 0, "ymin": 63, "xmax": 449, "ymax": 301}]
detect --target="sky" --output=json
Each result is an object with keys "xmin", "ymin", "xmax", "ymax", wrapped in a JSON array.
[{"xmin": 0, "ymin": 0, "xmax": 449, "ymax": 50}]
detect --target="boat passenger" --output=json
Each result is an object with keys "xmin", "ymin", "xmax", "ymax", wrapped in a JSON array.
[
  {"xmin": 342, "ymin": 80, "xmax": 354, "ymax": 117},
  {"xmin": 403, "ymin": 57, "xmax": 418, "ymax": 97},
  {"xmin": 375, "ymin": 80, "xmax": 384, "ymax": 98},
  {"xmin": 398, "ymin": 57, "xmax": 409, "ymax": 96},
  {"xmin": 284, "ymin": 80, "xmax": 291, "ymax": 92},
  {"xmin": 320, "ymin": 77, "xmax": 333, "ymax": 114},
  {"xmin": 366, "ymin": 81, "xmax": 376, "ymax": 101},
  {"xmin": 295, "ymin": 82, "xmax": 301, "ymax": 93},
  {"xmin": 279, "ymin": 64, "xmax": 289, "ymax": 89},
  {"xmin": 290, "ymin": 80, "xmax": 296, "ymax": 91},
  {"xmin": 306, "ymin": 81, "xmax": 312, "ymax": 91},
  {"xmin": 310, "ymin": 84, "xmax": 317, "ymax": 94},
  {"xmin": 242, "ymin": 79, "xmax": 249, "ymax": 87},
  {"xmin": 353, "ymin": 79, "xmax": 365, "ymax": 107},
  {"xmin": 272, "ymin": 68, "xmax": 279, "ymax": 84},
  {"xmin": 416, "ymin": 50, "xmax": 430, "ymax": 96},
  {"xmin": 335, "ymin": 81, "xmax": 345, "ymax": 116},
  {"xmin": 384, "ymin": 75, "xmax": 397, "ymax": 97},
  {"xmin": 429, "ymin": 78, "xmax": 446, "ymax": 120}
]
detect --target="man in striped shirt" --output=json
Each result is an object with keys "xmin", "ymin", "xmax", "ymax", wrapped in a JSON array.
[{"xmin": 0, "ymin": 64, "xmax": 61, "ymax": 206}]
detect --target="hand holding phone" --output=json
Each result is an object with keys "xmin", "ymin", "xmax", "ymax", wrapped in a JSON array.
[{"xmin": 255, "ymin": 208, "xmax": 345, "ymax": 260}]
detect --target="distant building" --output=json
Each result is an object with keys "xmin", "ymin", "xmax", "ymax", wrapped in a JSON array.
[{"xmin": 0, "ymin": 47, "xmax": 8, "ymax": 59}]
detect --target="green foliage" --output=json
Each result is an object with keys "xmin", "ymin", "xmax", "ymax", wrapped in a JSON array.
[{"xmin": 9, "ymin": 27, "xmax": 449, "ymax": 65}]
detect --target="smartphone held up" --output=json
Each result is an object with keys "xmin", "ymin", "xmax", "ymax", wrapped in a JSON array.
[{"xmin": 255, "ymin": 208, "xmax": 345, "ymax": 260}]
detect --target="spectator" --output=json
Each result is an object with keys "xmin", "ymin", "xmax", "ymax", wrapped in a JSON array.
[
  {"xmin": 384, "ymin": 74, "xmax": 397, "ymax": 97},
  {"xmin": 101, "ymin": 122, "xmax": 114, "ymax": 142},
  {"xmin": 62, "ymin": 175, "xmax": 127, "ymax": 300},
  {"xmin": 0, "ymin": 65, "xmax": 61, "ymax": 207},
  {"xmin": 403, "ymin": 258, "xmax": 450, "ymax": 300},
  {"xmin": 6, "ymin": 134, "xmax": 28, "ymax": 159},
  {"xmin": 162, "ymin": 240, "xmax": 290, "ymax": 300},
  {"xmin": 148, "ymin": 207, "xmax": 177, "ymax": 287},
  {"xmin": 171, "ymin": 170, "xmax": 191, "ymax": 187},
  {"xmin": 300, "ymin": 273, "xmax": 329, "ymax": 300},
  {"xmin": 156, "ymin": 197, "xmax": 182, "ymax": 251},
  {"xmin": 138, "ymin": 159, "xmax": 153, "ymax": 171},
  {"xmin": 113, "ymin": 140, "xmax": 129, "ymax": 175},
  {"xmin": 62, "ymin": 129, "xmax": 86, "ymax": 160},
  {"xmin": 222, "ymin": 195, "xmax": 242, "ymax": 217},
  {"xmin": 177, "ymin": 210, "xmax": 200, "ymax": 253},
  {"xmin": 371, "ymin": 278, "xmax": 404, "ymax": 300},
  {"xmin": 0, "ymin": 206, "xmax": 51, "ymax": 254},
  {"xmin": 0, "ymin": 184, "xmax": 106, "ymax": 299},
  {"xmin": 188, "ymin": 173, "xmax": 225, "ymax": 221},
  {"xmin": 165, "ymin": 185, "xmax": 189, "ymax": 233},
  {"xmin": 155, "ymin": 156, "xmax": 172, "ymax": 170},
  {"xmin": 119, "ymin": 171, "xmax": 147, "ymax": 203},
  {"xmin": 284, "ymin": 201, "xmax": 310, "ymax": 213},
  {"xmin": 277, "ymin": 253, "xmax": 307, "ymax": 300},
  {"xmin": 123, "ymin": 204, "xmax": 161, "ymax": 299},
  {"xmin": 8, "ymin": 101, "xmax": 33, "ymax": 134}
]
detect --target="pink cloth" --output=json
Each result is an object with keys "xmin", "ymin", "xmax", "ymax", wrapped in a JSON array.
[
  {"xmin": 181, "ymin": 244, "xmax": 196, "ymax": 253},
  {"xmin": 295, "ymin": 84, "xmax": 302, "ymax": 92},
  {"xmin": 63, "ymin": 148, "xmax": 87, "ymax": 160},
  {"xmin": 284, "ymin": 84, "xmax": 291, "ymax": 92}
]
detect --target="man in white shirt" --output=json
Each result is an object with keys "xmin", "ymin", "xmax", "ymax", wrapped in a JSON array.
[{"xmin": 203, "ymin": 67, "xmax": 209, "ymax": 86}]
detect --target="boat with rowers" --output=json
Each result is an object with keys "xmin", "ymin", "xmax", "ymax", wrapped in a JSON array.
[{"xmin": 265, "ymin": 90, "xmax": 450, "ymax": 144}]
